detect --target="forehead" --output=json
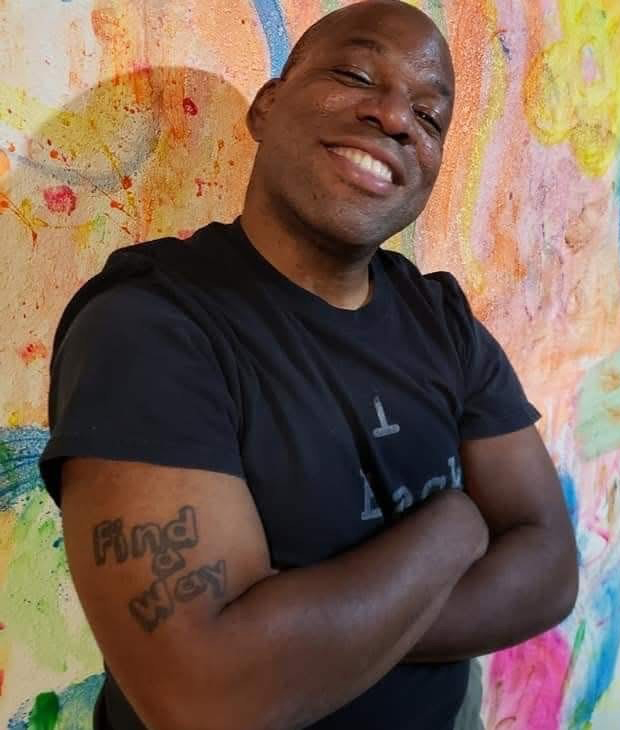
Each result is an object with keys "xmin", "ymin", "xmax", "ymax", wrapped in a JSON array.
[{"xmin": 310, "ymin": 5, "xmax": 453, "ymax": 87}]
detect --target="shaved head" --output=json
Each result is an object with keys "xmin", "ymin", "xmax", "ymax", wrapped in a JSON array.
[
  {"xmin": 281, "ymin": 1, "xmax": 452, "ymax": 82},
  {"xmin": 244, "ymin": 0, "xmax": 456, "ymax": 249}
]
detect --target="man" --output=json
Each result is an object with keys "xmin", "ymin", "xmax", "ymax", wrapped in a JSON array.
[{"xmin": 39, "ymin": 2, "xmax": 578, "ymax": 729}]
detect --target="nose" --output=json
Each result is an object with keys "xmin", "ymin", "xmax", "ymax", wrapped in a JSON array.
[{"xmin": 355, "ymin": 88, "xmax": 414, "ymax": 145}]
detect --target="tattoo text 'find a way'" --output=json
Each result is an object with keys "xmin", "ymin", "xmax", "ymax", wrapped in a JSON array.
[{"xmin": 92, "ymin": 505, "xmax": 227, "ymax": 632}]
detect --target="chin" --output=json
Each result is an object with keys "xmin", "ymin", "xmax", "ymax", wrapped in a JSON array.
[{"xmin": 317, "ymin": 208, "xmax": 412, "ymax": 251}]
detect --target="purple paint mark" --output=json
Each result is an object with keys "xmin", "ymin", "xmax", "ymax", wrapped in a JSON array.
[{"xmin": 487, "ymin": 630, "xmax": 571, "ymax": 729}]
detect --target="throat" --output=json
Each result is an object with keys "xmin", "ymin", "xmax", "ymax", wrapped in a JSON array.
[{"xmin": 239, "ymin": 212, "xmax": 375, "ymax": 310}]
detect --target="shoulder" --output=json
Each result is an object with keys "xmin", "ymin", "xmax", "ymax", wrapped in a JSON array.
[{"xmin": 378, "ymin": 248, "xmax": 473, "ymax": 320}]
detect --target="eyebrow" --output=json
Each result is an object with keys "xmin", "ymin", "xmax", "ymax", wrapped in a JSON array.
[{"xmin": 340, "ymin": 36, "xmax": 453, "ymax": 100}]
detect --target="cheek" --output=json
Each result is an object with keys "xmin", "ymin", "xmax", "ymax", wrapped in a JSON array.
[{"xmin": 417, "ymin": 136, "xmax": 443, "ymax": 182}]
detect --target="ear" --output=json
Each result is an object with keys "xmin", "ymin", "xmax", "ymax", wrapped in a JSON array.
[{"xmin": 246, "ymin": 78, "xmax": 281, "ymax": 142}]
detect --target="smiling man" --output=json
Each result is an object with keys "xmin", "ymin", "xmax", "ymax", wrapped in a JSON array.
[{"xmin": 39, "ymin": 2, "xmax": 578, "ymax": 729}]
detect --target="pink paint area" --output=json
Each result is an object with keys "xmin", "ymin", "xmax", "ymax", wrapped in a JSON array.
[
  {"xmin": 18, "ymin": 341, "xmax": 48, "ymax": 365},
  {"xmin": 581, "ymin": 46, "xmax": 601, "ymax": 84},
  {"xmin": 177, "ymin": 229, "xmax": 195, "ymax": 240},
  {"xmin": 183, "ymin": 97, "xmax": 198, "ymax": 116},
  {"xmin": 486, "ymin": 630, "xmax": 571, "ymax": 729},
  {"xmin": 43, "ymin": 185, "xmax": 76, "ymax": 215}
]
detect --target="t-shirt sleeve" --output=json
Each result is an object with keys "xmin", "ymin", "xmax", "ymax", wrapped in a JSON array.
[
  {"xmin": 39, "ymin": 284, "xmax": 244, "ymax": 509},
  {"xmin": 432, "ymin": 272, "xmax": 541, "ymax": 440}
]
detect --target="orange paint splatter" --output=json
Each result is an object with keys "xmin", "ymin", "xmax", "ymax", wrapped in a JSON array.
[
  {"xmin": 110, "ymin": 199, "xmax": 125, "ymax": 211},
  {"xmin": 183, "ymin": 97, "xmax": 198, "ymax": 116},
  {"xmin": 195, "ymin": 178, "xmax": 206, "ymax": 197},
  {"xmin": 18, "ymin": 341, "xmax": 48, "ymax": 365},
  {"xmin": 0, "ymin": 149, "xmax": 10, "ymax": 176},
  {"xmin": 121, "ymin": 176, "xmax": 132, "ymax": 189},
  {"xmin": 43, "ymin": 185, "xmax": 76, "ymax": 215},
  {"xmin": 50, "ymin": 149, "xmax": 59, "ymax": 159}
]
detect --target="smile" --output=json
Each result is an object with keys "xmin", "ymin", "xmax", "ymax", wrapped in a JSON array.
[{"xmin": 329, "ymin": 146, "xmax": 394, "ymax": 183}]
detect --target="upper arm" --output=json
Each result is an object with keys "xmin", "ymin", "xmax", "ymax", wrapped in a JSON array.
[
  {"xmin": 61, "ymin": 457, "xmax": 274, "ymax": 730},
  {"xmin": 460, "ymin": 425, "xmax": 576, "ymax": 546}
]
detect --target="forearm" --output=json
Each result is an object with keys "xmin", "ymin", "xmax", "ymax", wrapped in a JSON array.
[
  {"xmin": 403, "ymin": 523, "xmax": 578, "ymax": 663},
  {"xmin": 196, "ymin": 493, "xmax": 486, "ymax": 730}
]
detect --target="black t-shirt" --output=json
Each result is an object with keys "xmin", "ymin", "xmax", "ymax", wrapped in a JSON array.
[{"xmin": 39, "ymin": 218, "xmax": 540, "ymax": 730}]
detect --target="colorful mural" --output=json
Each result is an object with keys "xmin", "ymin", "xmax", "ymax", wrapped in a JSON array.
[{"xmin": 0, "ymin": 0, "xmax": 619, "ymax": 727}]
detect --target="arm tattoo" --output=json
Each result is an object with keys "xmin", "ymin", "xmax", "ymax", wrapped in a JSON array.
[{"xmin": 92, "ymin": 505, "xmax": 227, "ymax": 632}]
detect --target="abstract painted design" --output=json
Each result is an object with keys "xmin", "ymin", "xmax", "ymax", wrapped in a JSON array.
[{"xmin": 0, "ymin": 1, "xmax": 618, "ymax": 727}]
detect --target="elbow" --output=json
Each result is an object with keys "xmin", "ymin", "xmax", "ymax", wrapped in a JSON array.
[{"xmin": 549, "ymin": 544, "xmax": 579, "ymax": 626}]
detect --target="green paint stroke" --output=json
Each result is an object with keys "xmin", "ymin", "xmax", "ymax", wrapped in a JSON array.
[
  {"xmin": 423, "ymin": 0, "xmax": 446, "ymax": 33},
  {"xmin": 568, "ymin": 620, "xmax": 587, "ymax": 678},
  {"xmin": 28, "ymin": 692, "xmax": 59, "ymax": 730},
  {"xmin": 0, "ymin": 493, "xmax": 99, "ymax": 674},
  {"xmin": 576, "ymin": 348, "xmax": 620, "ymax": 460},
  {"xmin": 320, "ymin": 0, "xmax": 340, "ymax": 14}
]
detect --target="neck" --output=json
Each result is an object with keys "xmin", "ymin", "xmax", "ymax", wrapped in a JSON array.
[{"xmin": 241, "ymin": 182, "xmax": 377, "ymax": 311}]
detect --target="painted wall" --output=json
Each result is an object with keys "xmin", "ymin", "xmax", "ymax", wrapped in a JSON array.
[{"xmin": 0, "ymin": 0, "xmax": 619, "ymax": 727}]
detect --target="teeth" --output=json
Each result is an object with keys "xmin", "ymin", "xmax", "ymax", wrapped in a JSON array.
[{"xmin": 331, "ymin": 147, "xmax": 393, "ymax": 183}]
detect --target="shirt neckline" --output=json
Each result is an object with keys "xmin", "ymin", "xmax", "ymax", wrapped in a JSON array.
[{"xmin": 221, "ymin": 216, "xmax": 389, "ymax": 329}]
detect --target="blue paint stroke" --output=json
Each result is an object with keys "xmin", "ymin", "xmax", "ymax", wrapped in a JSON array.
[
  {"xmin": 253, "ymin": 0, "xmax": 290, "ymax": 77},
  {"xmin": 559, "ymin": 472, "xmax": 580, "ymax": 529},
  {"xmin": 8, "ymin": 673, "xmax": 105, "ymax": 729},
  {"xmin": 569, "ymin": 574, "xmax": 620, "ymax": 728},
  {"xmin": 0, "ymin": 427, "xmax": 50, "ymax": 510}
]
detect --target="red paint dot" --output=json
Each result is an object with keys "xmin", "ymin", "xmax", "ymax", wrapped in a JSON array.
[
  {"xmin": 110, "ymin": 200, "xmax": 124, "ymax": 210},
  {"xmin": 50, "ymin": 149, "xmax": 59, "ymax": 159},
  {"xmin": 18, "ymin": 340, "xmax": 48, "ymax": 364},
  {"xmin": 183, "ymin": 97, "xmax": 198, "ymax": 116},
  {"xmin": 43, "ymin": 185, "xmax": 76, "ymax": 215},
  {"xmin": 121, "ymin": 176, "xmax": 132, "ymax": 189}
]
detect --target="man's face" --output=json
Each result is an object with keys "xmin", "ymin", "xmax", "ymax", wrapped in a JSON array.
[{"xmin": 248, "ymin": 2, "xmax": 455, "ymax": 250}]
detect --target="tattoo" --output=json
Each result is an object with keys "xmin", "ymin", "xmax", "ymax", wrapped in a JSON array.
[
  {"xmin": 94, "ymin": 519, "xmax": 129, "ymax": 565},
  {"xmin": 129, "ymin": 562, "xmax": 228, "ymax": 632},
  {"xmin": 94, "ymin": 506, "xmax": 198, "ymax": 567},
  {"xmin": 93, "ymin": 506, "xmax": 227, "ymax": 632},
  {"xmin": 129, "ymin": 578, "xmax": 174, "ymax": 632}
]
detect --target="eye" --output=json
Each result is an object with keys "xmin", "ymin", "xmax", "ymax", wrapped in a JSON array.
[
  {"xmin": 415, "ymin": 109, "xmax": 442, "ymax": 135},
  {"xmin": 333, "ymin": 68, "xmax": 372, "ymax": 85}
]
